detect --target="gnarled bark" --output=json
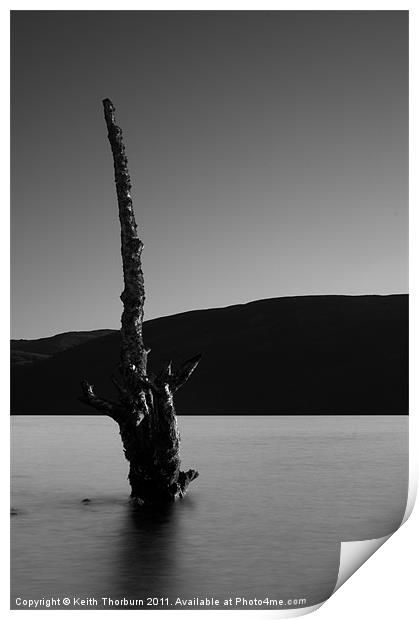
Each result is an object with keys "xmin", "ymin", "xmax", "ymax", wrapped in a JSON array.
[{"xmin": 80, "ymin": 99, "xmax": 200, "ymax": 505}]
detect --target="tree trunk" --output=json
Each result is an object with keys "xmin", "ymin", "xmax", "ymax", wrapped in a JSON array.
[{"xmin": 80, "ymin": 99, "xmax": 200, "ymax": 505}]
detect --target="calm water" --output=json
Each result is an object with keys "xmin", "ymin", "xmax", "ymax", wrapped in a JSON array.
[{"xmin": 11, "ymin": 415, "xmax": 408, "ymax": 610}]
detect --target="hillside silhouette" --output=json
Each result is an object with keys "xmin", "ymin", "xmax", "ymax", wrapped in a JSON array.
[{"xmin": 11, "ymin": 295, "xmax": 408, "ymax": 415}]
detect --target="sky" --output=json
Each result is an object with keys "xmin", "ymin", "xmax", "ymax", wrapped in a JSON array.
[{"xmin": 11, "ymin": 10, "xmax": 408, "ymax": 339}]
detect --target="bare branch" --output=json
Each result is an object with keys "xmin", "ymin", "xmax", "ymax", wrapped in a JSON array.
[
  {"xmin": 79, "ymin": 380, "xmax": 123, "ymax": 422},
  {"xmin": 172, "ymin": 354, "xmax": 202, "ymax": 392},
  {"xmin": 156, "ymin": 359, "xmax": 173, "ymax": 386}
]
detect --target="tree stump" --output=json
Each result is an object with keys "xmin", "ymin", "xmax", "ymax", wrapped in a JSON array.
[{"xmin": 80, "ymin": 99, "xmax": 200, "ymax": 505}]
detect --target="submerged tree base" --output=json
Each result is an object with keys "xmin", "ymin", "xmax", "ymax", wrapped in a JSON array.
[{"xmin": 129, "ymin": 469, "xmax": 199, "ymax": 507}]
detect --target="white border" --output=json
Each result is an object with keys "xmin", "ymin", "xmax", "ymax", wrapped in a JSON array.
[{"xmin": 3, "ymin": 3, "xmax": 417, "ymax": 619}]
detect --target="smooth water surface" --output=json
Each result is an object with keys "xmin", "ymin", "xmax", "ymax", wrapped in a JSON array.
[{"xmin": 11, "ymin": 415, "xmax": 408, "ymax": 609}]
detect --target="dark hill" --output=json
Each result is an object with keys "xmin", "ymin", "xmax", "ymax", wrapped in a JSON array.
[
  {"xmin": 11, "ymin": 329, "xmax": 114, "ymax": 360},
  {"xmin": 10, "ymin": 295, "xmax": 408, "ymax": 415}
]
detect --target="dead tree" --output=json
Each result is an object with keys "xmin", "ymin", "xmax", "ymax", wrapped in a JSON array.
[{"xmin": 80, "ymin": 99, "xmax": 200, "ymax": 505}]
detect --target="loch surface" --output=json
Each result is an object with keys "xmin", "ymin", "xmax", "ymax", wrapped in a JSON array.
[{"xmin": 11, "ymin": 415, "xmax": 408, "ymax": 609}]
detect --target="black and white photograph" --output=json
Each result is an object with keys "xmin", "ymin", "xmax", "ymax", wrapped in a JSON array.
[{"xmin": 10, "ymin": 9, "xmax": 409, "ymax": 613}]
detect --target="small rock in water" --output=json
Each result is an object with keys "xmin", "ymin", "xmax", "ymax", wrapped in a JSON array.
[
  {"xmin": 81, "ymin": 498, "xmax": 91, "ymax": 504},
  {"xmin": 11, "ymin": 507, "xmax": 19, "ymax": 515}
]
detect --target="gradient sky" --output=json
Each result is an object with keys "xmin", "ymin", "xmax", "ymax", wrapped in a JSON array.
[{"xmin": 11, "ymin": 11, "xmax": 408, "ymax": 339}]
